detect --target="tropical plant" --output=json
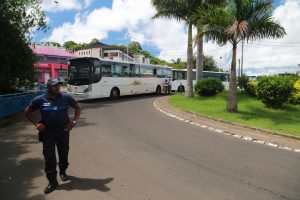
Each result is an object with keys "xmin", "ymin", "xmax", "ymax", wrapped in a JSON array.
[
  {"xmin": 238, "ymin": 74, "xmax": 250, "ymax": 91},
  {"xmin": 194, "ymin": 78, "xmax": 224, "ymax": 96},
  {"xmin": 152, "ymin": 0, "xmax": 202, "ymax": 97},
  {"xmin": 257, "ymin": 76, "xmax": 294, "ymax": 109},
  {"xmin": 289, "ymin": 79, "xmax": 300, "ymax": 105},
  {"xmin": 152, "ymin": 0, "xmax": 226, "ymax": 96},
  {"xmin": 194, "ymin": 0, "xmax": 286, "ymax": 112},
  {"xmin": 246, "ymin": 81, "xmax": 258, "ymax": 97}
]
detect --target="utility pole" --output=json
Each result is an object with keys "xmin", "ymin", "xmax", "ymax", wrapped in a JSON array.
[
  {"xmin": 238, "ymin": 58, "xmax": 241, "ymax": 77},
  {"xmin": 127, "ymin": 33, "xmax": 130, "ymax": 57}
]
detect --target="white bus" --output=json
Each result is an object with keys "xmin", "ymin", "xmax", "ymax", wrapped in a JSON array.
[
  {"xmin": 67, "ymin": 57, "xmax": 172, "ymax": 100},
  {"xmin": 172, "ymin": 69, "xmax": 230, "ymax": 92}
]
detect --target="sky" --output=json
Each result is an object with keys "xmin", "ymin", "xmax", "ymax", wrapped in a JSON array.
[{"xmin": 34, "ymin": 0, "xmax": 300, "ymax": 76}]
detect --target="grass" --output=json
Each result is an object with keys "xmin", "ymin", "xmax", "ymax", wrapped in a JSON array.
[{"xmin": 169, "ymin": 92, "xmax": 300, "ymax": 136}]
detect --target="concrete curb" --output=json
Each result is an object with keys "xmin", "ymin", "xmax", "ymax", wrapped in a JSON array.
[
  {"xmin": 182, "ymin": 109, "xmax": 300, "ymax": 141},
  {"xmin": 153, "ymin": 98, "xmax": 300, "ymax": 154}
]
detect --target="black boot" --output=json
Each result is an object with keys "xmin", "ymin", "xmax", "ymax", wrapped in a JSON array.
[
  {"xmin": 59, "ymin": 171, "xmax": 68, "ymax": 182},
  {"xmin": 44, "ymin": 180, "xmax": 58, "ymax": 194}
]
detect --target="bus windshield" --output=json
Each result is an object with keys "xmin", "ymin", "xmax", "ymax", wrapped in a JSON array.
[{"xmin": 68, "ymin": 58, "xmax": 96, "ymax": 85}]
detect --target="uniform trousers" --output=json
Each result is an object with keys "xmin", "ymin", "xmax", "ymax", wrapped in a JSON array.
[{"xmin": 39, "ymin": 127, "xmax": 70, "ymax": 182}]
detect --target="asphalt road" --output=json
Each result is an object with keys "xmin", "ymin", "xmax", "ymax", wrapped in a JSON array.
[{"xmin": 1, "ymin": 94, "xmax": 300, "ymax": 200}]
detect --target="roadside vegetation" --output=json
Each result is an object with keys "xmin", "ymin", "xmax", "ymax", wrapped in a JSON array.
[{"xmin": 170, "ymin": 75, "xmax": 300, "ymax": 136}]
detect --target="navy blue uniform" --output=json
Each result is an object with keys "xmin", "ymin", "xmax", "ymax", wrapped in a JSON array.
[{"xmin": 29, "ymin": 92, "xmax": 77, "ymax": 182}]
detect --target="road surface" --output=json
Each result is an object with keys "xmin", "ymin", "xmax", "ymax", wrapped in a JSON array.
[{"xmin": 0, "ymin": 95, "xmax": 299, "ymax": 200}]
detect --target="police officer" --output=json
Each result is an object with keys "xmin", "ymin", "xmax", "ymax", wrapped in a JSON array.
[{"xmin": 24, "ymin": 78, "xmax": 81, "ymax": 194}]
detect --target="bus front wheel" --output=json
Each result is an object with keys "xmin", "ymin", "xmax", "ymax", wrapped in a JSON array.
[
  {"xmin": 110, "ymin": 87, "xmax": 120, "ymax": 100},
  {"xmin": 178, "ymin": 85, "xmax": 184, "ymax": 92}
]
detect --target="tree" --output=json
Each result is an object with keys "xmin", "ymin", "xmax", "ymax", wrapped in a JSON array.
[
  {"xmin": 0, "ymin": 0, "xmax": 47, "ymax": 41},
  {"xmin": 89, "ymin": 38, "xmax": 99, "ymax": 45},
  {"xmin": 195, "ymin": 0, "xmax": 286, "ymax": 112},
  {"xmin": 0, "ymin": 17, "xmax": 36, "ymax": 93},
  {"xmin": 194, "ymin": 0, "xmax": 226, "ymax": 82},
  {"xmin": 63, "ymin": 41, "xmax": 82, "ymax": 50},
  {"xmin": 128, "ymin": 41, "xmax": 142, "ymax": 52},
  {"xmin": 0, "ymin": 0, "xmax": 47, "ymax": 93},
  {"xmin": 152, "ymin": 0, "xmax": 202, "ymax": 97},
  {"xmin": 203, "ymin": 56, "xmax": 220, "ymax": 71}
]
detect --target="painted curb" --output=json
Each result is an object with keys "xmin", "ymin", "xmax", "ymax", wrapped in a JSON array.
[{"xmin": 153, "ymin": 98, "xmax": 300, "ymax": 154}]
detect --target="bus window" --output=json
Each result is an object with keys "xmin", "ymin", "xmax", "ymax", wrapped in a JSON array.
[
  {"xmin": 113, "ymin": 62, "xmax": 122, "ymax": 77},
  {"xmin": 122, "ymin": 64, "xmax": 130, "ymax": 77},
  {"xmin": 130, "ymin": 64, "xmax": 139, "ymax": 77},
  {"xmin": 177, "ymin": 71, "xmax": 186, "ymax": 80},
  {"xmin": 157, "ymin": 68, "xmax": 164, "ymax": 78},
  {"xmin": 101, "ymin": 62, "xmax": 113, "ymax": 77},
  {"xmin": 140, "ymin": 67, "xmax": 154, "ymax": 77},
  {"xmin": 164, "ymin": 68, "xmax": 172, "ymax": 78},
  {"xmin": 192, "ymin": 71, "xmax": 196, "ymax": 80}
]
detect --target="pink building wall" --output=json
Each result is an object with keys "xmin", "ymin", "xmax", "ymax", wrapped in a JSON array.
[{"xmin": 29, "ymin": 45, "xmax": 75, "ymax": 83}]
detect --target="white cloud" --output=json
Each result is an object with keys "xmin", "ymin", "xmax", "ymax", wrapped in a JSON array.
[
  {"xmin": 41, "ymin": 0, "xmax": 94, "ymax": 12},
  {"xmin": 46, "ymin": 0, "xmax": 155, "ymax": 42},
  {"xmin": 45, "ymin": 0, "xmax": 300, "ymax": 75},
  {"xmin": 46, "ymin": 0, "xmax": 188, "ymax": 62}
]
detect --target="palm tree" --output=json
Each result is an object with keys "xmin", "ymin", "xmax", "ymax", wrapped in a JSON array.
[
  {"xmin": 152, "ymin": 1, "xmax": 226, "ymax": 96},
  {"xmin": 195, "ymin": 0, "xmax": 286, "ymax": 112},
  {"xmin": 152, "ymin": 0, "xmax": 204, "ymax": 97},
  {"xmin": 195, "ymin": 1, "xmax": 226, "ymax": 82}
]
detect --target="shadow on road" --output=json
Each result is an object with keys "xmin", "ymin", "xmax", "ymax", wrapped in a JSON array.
[
  {"xmin": 0, "ymin": 113, "xmax": 45, "ymax": 200},
  {"xmin": 57, "ymin": 176, "xmax": 114, "ymax": 192},
  {"xmin": 79, "ymin": 93, "xmax": 166, "ymax": 105}
]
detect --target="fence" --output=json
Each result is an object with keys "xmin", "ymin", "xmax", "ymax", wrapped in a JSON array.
[{"xmin": 0, "ymin": 90, "xmax": 46, "ymax": 118}]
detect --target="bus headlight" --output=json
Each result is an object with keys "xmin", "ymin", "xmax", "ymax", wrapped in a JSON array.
[{"xmin": 83, "ymin": 85, "xmax": 92, "ymax": 93}]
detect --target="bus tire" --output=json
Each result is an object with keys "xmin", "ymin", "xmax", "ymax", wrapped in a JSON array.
[
  {"xmin": 155, "ymin": 85, "xmax": 161, "ymax": 95},
  {"xmin": 110, "ymin": 87, "xmax": 120, "ymax": 100},
  {"xmin": 178, "ymin": 85, "xmax": 184, "ymax": 92}
]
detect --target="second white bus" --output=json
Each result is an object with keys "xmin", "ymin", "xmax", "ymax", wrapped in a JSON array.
[{"xmin": 172, "ymin": 69, "xmax": 230, "ymax": 92}]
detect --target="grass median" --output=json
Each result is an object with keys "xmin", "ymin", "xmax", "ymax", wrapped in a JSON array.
[{"xmin": 169, "ymin": 92, "xmax": 300, "ymax": 136}]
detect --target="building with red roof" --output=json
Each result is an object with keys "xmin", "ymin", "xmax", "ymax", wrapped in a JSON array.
[{"xmin": 29, "ymin": 45, "xmax": 75, "ymax": 83}]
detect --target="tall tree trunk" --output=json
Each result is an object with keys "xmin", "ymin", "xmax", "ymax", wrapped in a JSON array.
[
  {"xmin": 185, "ymin": 23, "xmax": 194, "ymax": 97},
  {"xmin": 227, "ymin": 42, "xmax": 237, "ymax": 112},
  {"xmin": 196, "ymin": 26, "xmax": 204, "ymax": 82}
]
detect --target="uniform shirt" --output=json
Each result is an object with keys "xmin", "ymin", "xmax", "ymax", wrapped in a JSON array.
[{"xmin": 29, "ymin": 92, "xmax": 77, "ymax": 127}]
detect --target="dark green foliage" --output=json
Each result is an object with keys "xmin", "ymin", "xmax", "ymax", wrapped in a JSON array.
[
  {"xmin": 194, "ymin": 78, "xmax": 224, "ymax": 96},
  {"xmin": 238, "ymin": 74, "xmax": 250, "ymax": 91},
  {"xmin": 257, "ymin": 76, "xmax": 294, "ymax": 109},
  {"xmin": 169, "ymin": 55, "xmax": 222, "ymax": 71},
  {"xmin": 0, "ymin": 0, "xmax": 47, "ymax": 41},
  {"xmin": 0, "ymin": 0, "xmax": 46, "ymax": 93},
  {"xmin": 246, "ymin": 81, "xmax": 258, "ymax": 97},
  {"xmin": 0, "ymin": 18, "xmax": 36, "ymax": 93}
]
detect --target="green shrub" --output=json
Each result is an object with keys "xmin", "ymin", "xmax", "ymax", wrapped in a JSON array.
[
  {"xmin": 257, "ymin": 76, "xmax": 294, "ymax": 108},
  {"xmin": 238, "ymin": 74, "xmax": 250, "ymax": 91},
  {"xmin": 194, "ymin": 78, "xmax": 224, "ymax": 96},
  {"xmin": 289, "ymin": 79, "xmax": 300, "ymax": 105},
  {"xmin": 246, "ymin": 81, "xmax": 258, "ymax": 96}
]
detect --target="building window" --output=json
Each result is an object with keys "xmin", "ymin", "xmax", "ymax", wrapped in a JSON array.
[
  {"xmin": 110, "ymin": 52, "xmax": 118, "ymax": 57},
  {"xmin": 104, "ymin": 53, "xmax": 109, "ymax": 57}
]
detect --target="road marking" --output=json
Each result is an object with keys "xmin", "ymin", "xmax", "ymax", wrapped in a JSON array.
[
  {"xmin": 153, "ymin": 99, "xmax": 299, "ymax": 154},
  {"xmin": 242, "ymin": 136, "xmax": 253, "ymax": 141},
  {"xmin": 266, "ymin": 142, "xmax": 279, "ymax": 148}
]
